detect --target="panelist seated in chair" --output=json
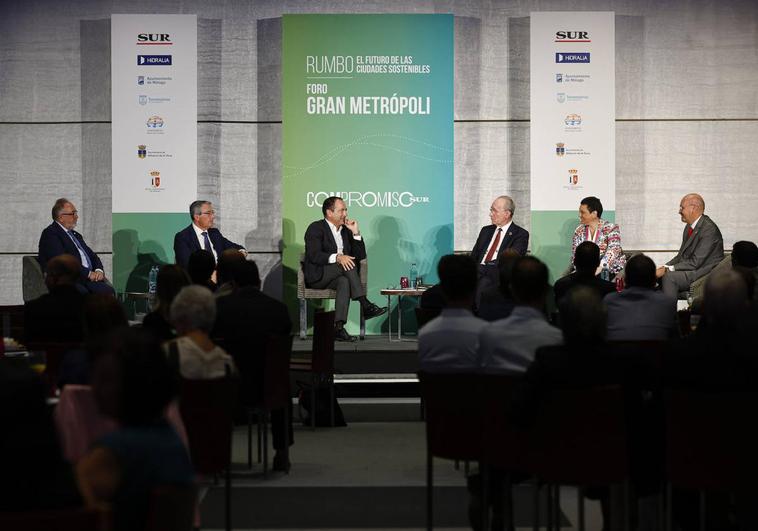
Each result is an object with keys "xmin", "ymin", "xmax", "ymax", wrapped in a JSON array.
[
  {"xmin": 656, "ymin": 193, "xmax": 724, "ymax": 299},
  {"xmin": 173, "ymin": 200, "xmax": 246, "ymax": 271},
  {"xmin": 38, "ymin": 198, "xmax": 114, "ymax": 295},
  {"xmin": 303, "ymin": 196, "xmax": 387, "ymax": 342}
]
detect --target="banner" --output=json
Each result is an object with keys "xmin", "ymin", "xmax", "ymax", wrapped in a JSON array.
[
  {"xmin": 111, "ymin": 15, "xmax": 197, "ymax": 295},
  {"xmin": 530, "ymin": 12, "xmax": 615, "ymax": 280},
  {"xmin": 282, "ymin": 14, "xmax": 454, "ymax": 334}
]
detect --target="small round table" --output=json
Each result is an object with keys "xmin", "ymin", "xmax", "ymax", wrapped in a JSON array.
[{"xmin": 379, "ymin": 288, "xmax": 427, "ymax": 341}]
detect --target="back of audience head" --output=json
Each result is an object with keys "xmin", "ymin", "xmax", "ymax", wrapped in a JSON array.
[
  {"xmin": 732, "ymin": 241, "xmax": 758, "ymax": 269},
  {"xmin": 624, "ymin": 254, "xmax": 657, "ymax": 289},
  {"xmin": 437, "ymin": 254, "xmax": 477, "ymax": 306},
  {"xmin": 45, "ymin": 254, "xmax": 80, "ymax": 288},
  {"xmin": 497, "ymin": 249, "xmax": 520, "ymax": 298},
  {"xmin": 187, "ymin": 249, "xmax": 215, "ymax": 286},
  {"xmin": 231, "ymin": 259, "xmax": 261, "ymax": 289},
  {"xmin": 84, "ymin": 294, "xmax": 128, "ymax": 338},
  {"xmin": 559, "ymin": 286, "xmax": 607, "ymax": 347},
  {"xmin": 510, "ymin": 256, "xmax": 549, "ymax": 308},
  {"xmin": 156, "ymin": 265, "xmax": 190, "ymax": 310},
  {"xmin": 703, "ymin": 269, "xmax": 750, "ymax": 330},
  {"xmin": 574, "ymin": 241, "xmax": 600, "ymax": 275},
  {"xmin": 170, "ymin": 285, "xmax": 216, "ymax": 334},
  {"xmin": 92, "ymin": 328, "xmax": 175, "ymax": 426},
  {"xmin": 217, "ymin": 249, "xmax": 246, "ymax": 285}
]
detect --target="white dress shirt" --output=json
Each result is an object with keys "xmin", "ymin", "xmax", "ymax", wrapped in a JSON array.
[
  {"xmin": 56, "ymin": 221, "xmax": 101, "ymax": 272},
  {"xmin": 480, "ymin": 221, "xmax": 512, "ymax": 264},
  {"xmin": 326, "ymin": 220, "xmax": 362, "ymax": 264},
  {"xmin": 192, "ymin": 223, "xmax": 218, "ymax": 262}
]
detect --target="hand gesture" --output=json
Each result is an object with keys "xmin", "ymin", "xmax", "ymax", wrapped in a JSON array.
[
  {"xmin": 344, "ymin": 218, "xmax": 359, "ymax": 235},
  {"xmin": 655, "ymin": 266, "xmax": 667, "ymax": 278},
  {"xmin": 336, "ymin": 254, "xmax": 356, "ymax": 271},
  {"xmin": 88, "ymin": 270, "xmax": 105, "ymax": 282}
]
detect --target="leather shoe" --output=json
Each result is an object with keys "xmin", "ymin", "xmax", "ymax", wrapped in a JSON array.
[
  {"xmin": 363, "ymin": 303, "xmax": 388, "ymax": 320},
  {"xmin": 334, "ymin": 327, "xmax": 356, "ymax": 342}
]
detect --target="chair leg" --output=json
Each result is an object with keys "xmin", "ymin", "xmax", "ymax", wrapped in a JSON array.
[
  {"xmin": 554, "ymin": 484, "xmax": 561, "ymax": 531},
  {"xmin": 426, "ymin": 446, "xmax": 433, "ymax": 531},
  {"xmin": 547, "ymin": 483, "xmax": 553, "ymax": 531},
  {"xmin": 481, "ymin": 463, "xmax": 490, "ymax": 531},
  {"xmin": 263, "ymin": 411, "xmax": 269, "ymax": 479},
  {"xmin": 225, "ymin": 464, "xmax": 231, "ymax": 531},
  {"xmin": 247, "ymin": 408, "xmax": 253, "ymax": 469},
  {"xmin": 310, "ymin": 384, "xmax": 316, "ymax": 430},
  {"xmin": 665, "ymin": 482, "xmax": 672, "ymax": 531},
  {"xmin": 533, "ymin": 481, "xmax": 541, "ymax": 531},
  {"xmin": 329, "ymin": 380, "xmax": 335, "ymax": 427},
  {"xmin": 699, "ymin": 490, "xmax": 706, "ymax": 531},
  {"xmin": 299, "ymin": 298, "xmax": 307, "ymax": 340},
  {"xmin": 283, "ymin": 401, "xmax": 290, "ymax": 475},
  {"xmin": 578, "ymin": 486, "xmax": 585, "ymax": 531},
  {"xmin": 257, "ymin": 414, "xmax": 262, "ymax": 463}
]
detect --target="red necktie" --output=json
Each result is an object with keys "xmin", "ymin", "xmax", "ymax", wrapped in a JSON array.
[
  {"xmin": 484, "ymin": 228, "xmax": 502, "ymax": 263},
  {"xmin": 687, "ymin": 226, "xmax": 694, "ymax": 238}
]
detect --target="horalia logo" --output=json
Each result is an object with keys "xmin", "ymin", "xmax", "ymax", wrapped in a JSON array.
[
  {"xmin": 137, "ymin": 55, "xmax": 172, "ymax": 66},
  {"xmin": 555, "ymin": 53, "xmax": 590, "ymax": 63},
  {"xmin": 306, "ymin": 191, "xmax": 431, "ymax": 209}
]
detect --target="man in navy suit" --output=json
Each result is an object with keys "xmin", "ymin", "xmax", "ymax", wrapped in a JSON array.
[
  {"xmin": 471, "ymin": 195, "xmax": 529, "ymax": 299},
  {"xmin": 173, "ymin": 200, "xmax": 246, "ymax": 270},
  {"xmin": 304, "ymin": 196, "xmax": 387, "ymax": 342},
  {"xmin": 38, "ymin": 198, "xmax": 114, "ymax": 294}
]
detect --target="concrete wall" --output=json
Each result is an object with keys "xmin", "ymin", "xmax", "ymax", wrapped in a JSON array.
[{"xmin": 2, "ymin": 0, "xmax": 757, "ymax": 304}]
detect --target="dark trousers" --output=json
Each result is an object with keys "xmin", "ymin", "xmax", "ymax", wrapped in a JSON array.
[
  {"xmin": 271, "ymin": 399, "xmax": 294, "ymax": 450},
  {"xmin": 309, "ymin": 263, "xmax": 365, "ymax": 323},
  {"xmin": 661, "ymin": 270, "xmax": 691, "ymax": 299},
  {"xmin": 476, "ymin": 263, "xmax": 499, "ymax": 310}
]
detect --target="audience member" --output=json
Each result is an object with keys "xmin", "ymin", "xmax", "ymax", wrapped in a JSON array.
[
  {"xmin": 58, "ymin": 294, "xmax": 129, "ymax": 387},
  {"xmin": 187, "ymin": 249, "xmax": 217, "ymax": 291},
  {"xmin": 479, "ymin": 256, "xmax": 562, "ymax": 372},
  {"xmin": 476, "ymin": 249, "xmax": 518, "ymax": 322},
  {"xmin": 142, "ymin": 265, "xmax": 191, "ymax": 342},
  {"xmin": 689, "ymin": 240, "xmax": 758, "ymax": 311},
  {"xmin": 76, "ymin": 328, "xmax": 193, "ymax": 531},
  {"xmin": 554, "ymin": 241, "xmax": 616, "ymax": 305},
  {"xmin": 605, "ymin": 254, "xmax": 677, "ymax": 341},
  {"xmin": 165, "ymin": 285, "xmax": 237, "ymax": 379},
  {"xmin": 24, "ymin": 254, "xmax": 87, "ymax": 344},
  {"xmin": 213, "ymin": 260, "xmax": 293, "ymax": 471},
  {"xmin": 418, "ymin": 255, "xmax": 486, "ymax": 372},
  {"xmin": 215, "ymin": 248, "xmax": 247, "ymax": 299},
  {"xmin": 419, "ymin": 283, "xmax": 446, "ymax": 312},
  {"xmin": 0, "ymin": 360, "xmax": 82, "ymax": 511}
]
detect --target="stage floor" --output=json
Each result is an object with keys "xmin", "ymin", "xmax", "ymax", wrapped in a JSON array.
[{"xmin": 292, "ymin": 334, "xmax": 419, "ymax": 353}]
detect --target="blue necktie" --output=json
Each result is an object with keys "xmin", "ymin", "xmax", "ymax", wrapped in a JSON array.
[
  {"xmin": 68, "ymin": 230, "xmax": 91, "ymax": 269},
  {"xmin": 202, "ymin": 231, "xmax": 212, "ymax": 253}
]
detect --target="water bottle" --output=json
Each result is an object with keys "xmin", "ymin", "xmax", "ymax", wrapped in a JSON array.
[
  {"xmin": 409, "ymin": 263, "xmax": 418, "ymax": 289},
  {"xmin": 148, "ymin": 265, "xmax": 159, "ymax": 295},
  {"xmin": 600, "ymin": 264, "xmax": 610, "ymax": 281}
]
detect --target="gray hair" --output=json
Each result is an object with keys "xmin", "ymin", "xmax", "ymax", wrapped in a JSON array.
[
  {"xmin": 189, "ymin": 200, "xmax": 211, "ymax": 220},
  {"xmin": 170, "ymin": 285, "xmax": 216, "ymax": 333},
  {"xmin": 496, "ymin": 195, "xmax": 515, "ymax": 215},
  {"xmin": 52, "ymin": 198, "xmax": 72, "ymax": 220}
]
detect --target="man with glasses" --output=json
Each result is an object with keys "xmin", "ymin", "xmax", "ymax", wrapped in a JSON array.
[
  {"xmin": 471, "ymin": 195, "xmax": 529, "ymax": 300},
  {"xmin": 38, "ymin": 197, "xmax": 114, "ymax": 294},
  {"xmin": 174, "ymin": 200, "xmax": 246, "ymax": 270}
]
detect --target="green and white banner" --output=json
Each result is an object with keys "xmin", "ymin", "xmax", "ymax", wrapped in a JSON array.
[
  {"xmin": 111, "ymin": 15, "xmax": 197, "ymax": 294},
  {"xmin": 530, "ymin": 12, "xmax": 615, "ymax": 279},
  {"xmin": 282, "ymin": 14, "xmax": 454, "ymax": 334}
]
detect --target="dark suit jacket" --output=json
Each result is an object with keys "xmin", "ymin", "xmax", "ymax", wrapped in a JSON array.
[
  {"xmin": 38, "ymin": 222, "xmax": 103, "ymax": 282},
  {"xmin": 173, "ymin": 224, "xmax": 244, "ymax": 270},
  {"xmin": 303, "ymin": 219, "xmax": 366, "ymax": 286},
  {"xmin": 213, "ymin": 286, "xmax": 292, "ymax": 403},
  {"xmin": 23, "ymin": 285, "xmax": 87, "ymax": 344},
  {"xmin": 471, "ymin": 222, "xmax": 529, "ymax": 264},
  {"xmin": 666, "ymin": 214, "xmax": 724, "ymax": 283}
]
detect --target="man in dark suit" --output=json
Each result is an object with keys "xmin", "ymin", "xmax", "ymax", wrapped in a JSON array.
[
  {"xmin": 303, "ymin": 196, "xmax": 387, "ymax": 342},
  {"xmin": 38, "ymin": 198, "xmax": 113, "ymax": 294},
  {"xmin": 213, "ymin": 260, "xmax": 292, "ymax": 471},
  {"xmin": 471, "ymin": 196, "xmax": 529, "ymax": 300},
  {"xmin": 656, "ymin": 193, "xmax": 724, "ymax": 298},
  {"xmin": 24, "ymin": 254, "xmax": 87, "ymax": 344},
  {"xmin": 173, "ymin": 200, "xmax": 246, "ymax": 270}
]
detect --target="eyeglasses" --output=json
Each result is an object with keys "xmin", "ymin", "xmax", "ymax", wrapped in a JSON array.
[
  {"xmin": 60, "ymin": 211, "xmax": 78, "ymax": 216},
  {"xmin": 200, "ymin": 210, "xmax": 215, "ymax": 216}
]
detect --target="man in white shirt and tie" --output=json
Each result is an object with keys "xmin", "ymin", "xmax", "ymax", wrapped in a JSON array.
[
  {"xmin": 38, "ymin": 198, "xmax": 114, "ymax": 294},
  {"xmin": 173, "ymin": 200, "xmax": 247, "ymax": 270},
  {"xmin": 470, "ymin": 195, "xmax": 529, "ymax": 303},
  {"xmin": 656, "ymin": 193, "xmax": 724, "ymax": 298}
]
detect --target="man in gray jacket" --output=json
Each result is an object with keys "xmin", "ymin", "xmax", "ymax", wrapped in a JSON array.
[{"xmin": 656, "ymin": 193, "xmax": 724, "ymax": 298}]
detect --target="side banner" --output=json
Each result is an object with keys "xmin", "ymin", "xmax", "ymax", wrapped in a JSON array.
[
  {"xmin": 111, "ymin": 15, "xmax": 197, "ymax": 295},
  {"xmin": 282, "ymin": 15, "xmax": 454, "ymax": 335},
  {"xmin": 530, "ymin": 12, "xmax": 615, "ymax": 280}
]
